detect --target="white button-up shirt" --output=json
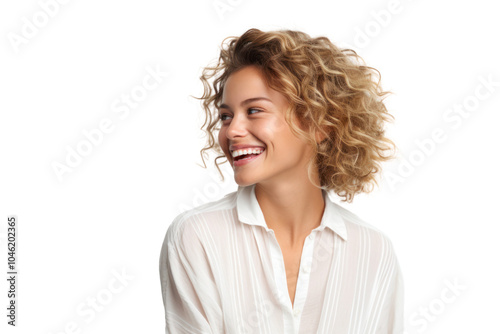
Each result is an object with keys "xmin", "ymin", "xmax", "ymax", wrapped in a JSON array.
[{"xmin": 159, "ymin": 184, "xmax": 404, "ymax": 333}]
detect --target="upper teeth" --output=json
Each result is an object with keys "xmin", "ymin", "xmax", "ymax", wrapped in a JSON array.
[{"xmin": 231, "ymin": 148, "xmax": 264, "ymax": 158}]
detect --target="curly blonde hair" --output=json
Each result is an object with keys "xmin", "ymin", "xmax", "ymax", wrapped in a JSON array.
[{"xmin": 192, "ymin": 28, "xmax": 396, "ymax": 202}]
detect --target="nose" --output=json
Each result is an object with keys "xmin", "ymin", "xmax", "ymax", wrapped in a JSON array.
[{"xmin": 226, "ymin": 113, "xmax": 248, "ymax": 139}]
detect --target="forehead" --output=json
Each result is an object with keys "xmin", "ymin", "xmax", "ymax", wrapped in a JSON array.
[
  {"xmin": 221, "ymin": 66, "xmax": 287, "ymax": 107},
  {"xmin": 223, "ymin": 66, "xmax": 268, "ymax": 97}
]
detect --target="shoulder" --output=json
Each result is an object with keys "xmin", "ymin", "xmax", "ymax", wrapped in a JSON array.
[
  {"xmin": 332, "ymin": 201, "xmax": 398, "ymax": 257},
  {"xmin": 164, "ymin": 189, "xmax": 238, "ymax": 247}
]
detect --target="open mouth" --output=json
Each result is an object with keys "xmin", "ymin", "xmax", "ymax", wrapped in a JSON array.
[
  {"xmin": 233, "ymin": 152, "xmax": 263, "ymax": 161},
  {"xmin": 231, "ymin": 147, "xmax": 266, "ymax": 163}
]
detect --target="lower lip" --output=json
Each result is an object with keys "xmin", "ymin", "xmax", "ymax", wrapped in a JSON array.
[{"xmin": 233, "ymin": 151, "xmax": 264, "ymax": 167}]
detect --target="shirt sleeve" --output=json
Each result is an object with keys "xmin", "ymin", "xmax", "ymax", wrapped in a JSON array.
[
  {"xmin": 159, "ymin": 218, "xmax": 223, "ymax": 334},
  {"xmin": 378, "ymin": 245, "xmax": 405, "ymax": 334},
  {"xmin": 388, "ymin": 259, "xmax": 405, "ymax": 333}
]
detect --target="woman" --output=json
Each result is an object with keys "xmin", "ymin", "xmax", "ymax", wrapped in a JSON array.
[{"xmin": 159, "ymin": 28, "xmax": 404, "ymax": 334}]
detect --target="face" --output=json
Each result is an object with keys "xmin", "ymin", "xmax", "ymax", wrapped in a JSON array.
[{"xmin": 217, "ymin": 65, "xmax": 315, "ymax": 187}]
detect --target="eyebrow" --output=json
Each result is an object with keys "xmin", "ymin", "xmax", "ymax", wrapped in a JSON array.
[{"xmin": 219, "ymin": 97, "xmax": 273, "ymax": 110}]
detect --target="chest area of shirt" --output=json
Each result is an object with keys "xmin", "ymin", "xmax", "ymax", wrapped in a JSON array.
[
  {"xmin": 276, "ymin": 239, "xmax": 308, "ymax": 307},
  {"xmin": 281, "ymin": 245, "xmax": 303, "ymax": 281}
]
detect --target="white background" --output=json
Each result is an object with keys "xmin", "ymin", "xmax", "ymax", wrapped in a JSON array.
[{"xmin": 1, "ymin": 0, "xmax": 499, "ymax": 333}]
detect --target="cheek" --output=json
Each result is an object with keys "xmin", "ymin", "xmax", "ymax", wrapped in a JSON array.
[
  {"xmin": 217, "ymin": 130, "xmax": 228, "ymax": 153},
  {"xmin": 269, "ymin": 128, "xmax": 307, "ymax": 160},
  {"xmin": 219, "ymin": 132, "xmax": 235, "ymax": 163},
  {"xmin": 255, "ymin": 119, "xmax": 283, "ymax": 146}
]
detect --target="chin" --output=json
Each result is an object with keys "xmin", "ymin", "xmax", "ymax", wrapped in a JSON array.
[{"xmin": 234, "ymin": 175, "xmax": 258, "ymax": 188}]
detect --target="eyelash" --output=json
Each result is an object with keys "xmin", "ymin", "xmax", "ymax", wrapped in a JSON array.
[{"xmin": 219, "ymin": 108, "xmax": 262, "ymax": 121}]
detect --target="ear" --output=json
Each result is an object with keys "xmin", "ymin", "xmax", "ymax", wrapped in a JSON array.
[{"xmin": 315, "ymin": 127, "xmax": 328, "ymax": 144}]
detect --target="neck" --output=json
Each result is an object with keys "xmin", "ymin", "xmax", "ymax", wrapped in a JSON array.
[{"xmin": 254, "ymin": 177, "xmax": 326, "ymax": 248}]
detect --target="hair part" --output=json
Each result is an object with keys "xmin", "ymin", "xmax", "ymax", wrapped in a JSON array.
[{"xmin": 192, "ymin": 28, "xmax": 396, "ymax": 202}]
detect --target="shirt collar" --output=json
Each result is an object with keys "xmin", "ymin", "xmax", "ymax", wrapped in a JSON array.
[{"xmin": 236, "ymin": 184, "xmax": 348, "ymax": 241}]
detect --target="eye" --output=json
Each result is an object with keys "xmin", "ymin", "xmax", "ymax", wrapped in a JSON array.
[
  {"xmin": 248, "ymin": 107, "xmax": 262, "ymax": 115},
  {"xmin": 218, "ymin": 113, "xmax": 229, "ymax": 121},
  {"xmin": 218, "ymin": 108, "xmax": 262, "ymax": 122}
]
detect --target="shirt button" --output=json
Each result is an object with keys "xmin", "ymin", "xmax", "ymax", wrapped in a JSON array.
[
  {"xmin": 308, "ymin": 234, "xmax": 314, "ymax": 240},
  {"xmin": 302, "ymin": 264, "xmax": 311, "ymax": 273},
  {"xmin": 293, "ymin": 308, "xmax": 301, "ymax": 317}
]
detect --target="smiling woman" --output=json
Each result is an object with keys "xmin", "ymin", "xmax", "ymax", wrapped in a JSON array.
[{"xmin": 159, "ymin": 28, "xmax": 404, "ymax": 334}]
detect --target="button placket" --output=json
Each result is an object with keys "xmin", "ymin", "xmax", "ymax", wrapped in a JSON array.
[{"xmin": 302, "ymin": 232, "xmax": 314, "ymax": 274}]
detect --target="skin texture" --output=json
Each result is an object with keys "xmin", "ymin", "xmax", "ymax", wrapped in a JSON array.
[{"xmin": 217, "ymin": 65, "xmax": 328, "ymax": 307}]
